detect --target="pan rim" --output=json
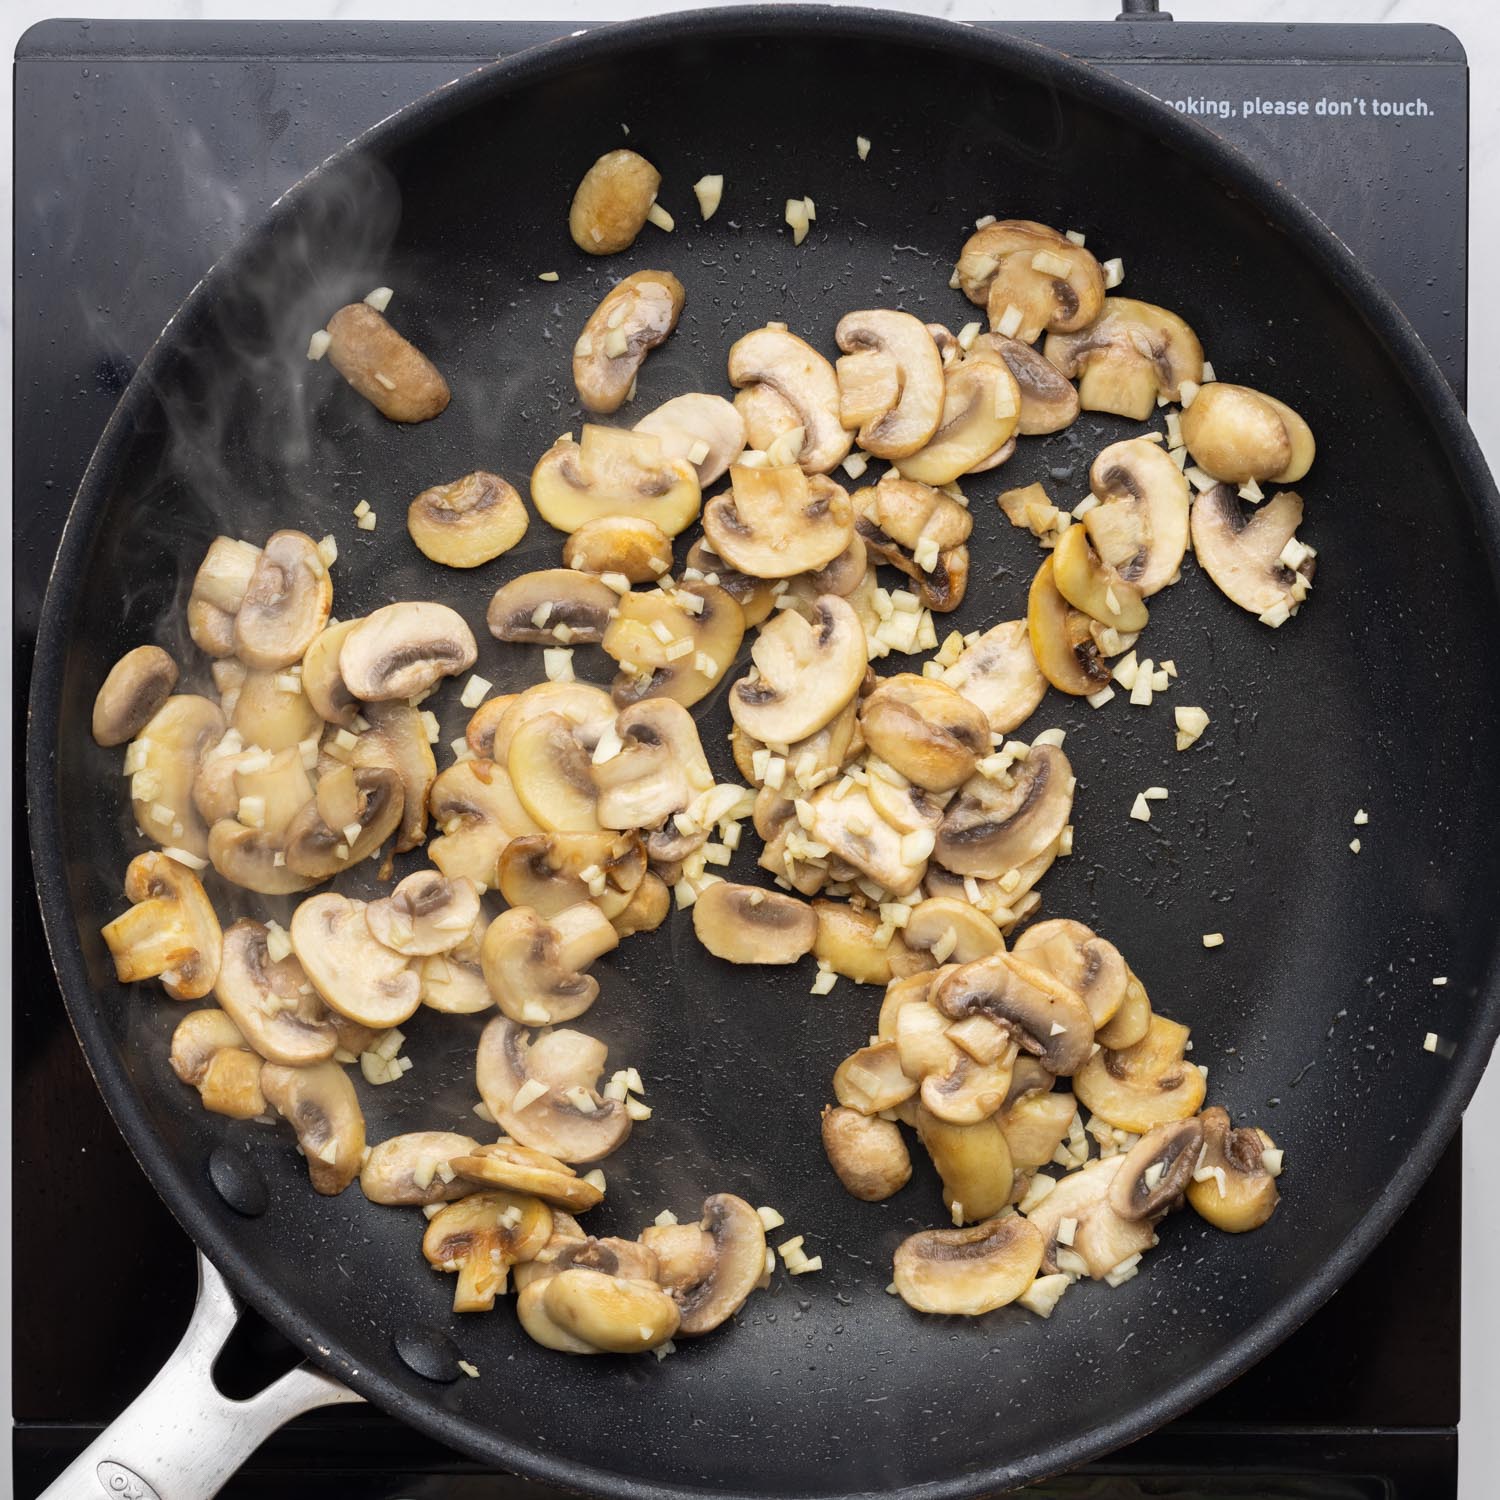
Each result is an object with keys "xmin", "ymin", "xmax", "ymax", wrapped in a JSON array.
[{"xmin": 25, "ymin": 6, "xmax": 1500, "ymax": 1496}]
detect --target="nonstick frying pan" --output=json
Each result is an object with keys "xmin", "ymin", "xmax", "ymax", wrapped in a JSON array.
[{"xmin": 26, "ymin": 7, "xmax": 1500, "ymax": 1498}]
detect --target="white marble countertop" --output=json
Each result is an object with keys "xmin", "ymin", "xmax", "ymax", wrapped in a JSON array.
[{"xmin": 1, "ymin": 1, "xmax": 1495, "ymax": 1494}]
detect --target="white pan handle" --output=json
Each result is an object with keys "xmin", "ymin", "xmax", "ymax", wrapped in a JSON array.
[{"xmin": 38, "ymin": 1251, "xmax": 363, "ymax": 1500}]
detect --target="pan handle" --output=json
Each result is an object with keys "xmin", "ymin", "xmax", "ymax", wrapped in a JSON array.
[{"xmin": 37, "ymin": 1251, "xmax": 363, "ymax": 1500}]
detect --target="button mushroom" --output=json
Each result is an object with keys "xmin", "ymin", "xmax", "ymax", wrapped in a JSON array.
[
  {"xmin": 514, "ymin": 1229, "xmax": 653, "ymax": 1295},
  {"xmin": 365, "ymin": 870, "xmax": 481, "ymax": 957},
  {"xmin": 691, "ymin": 882, "xmax": 817, "ymax": 965},
  {"xmin": 643, "ymin": 1194, "xmax": 767, "ymax": 1336},
  {"xmin": 821, "ymin": 1105, "xmax": 912, "ymax": 1201},
  {"xmin": 324, "ymin": 301, "xmax": 450, "ymax": 423},
  {"xmin": 1109, "ymin": 1117, "xmax": 1205, "ymax": 1221},
  {"xmin": 601, "ymin": 580, "xmax": 745, "ymax": 709},
  {"xmin": 611, "ymin": 870, "xmax": 671, "ymax": 938},
  {"xmin": 573, "ymin": 270, "xmax": 685, "ymax": 414},
  {"xmin": 449, "ymin": 1139, "xmax": 605, "ymax": 1214},
  {"xmin": 703, "ymin": 465, "xmax": 854, "ymax": 580},
  {"xmin": 805, "ymin": 781, "xmax": 928, "ymax": 897},
  {"xmin": 892, "ymin": 358, "xmax": 1020, "ymax": 488},
  {"xmin": 101, "ymin": 851, "xmax": 223, "ymax": 1000},
  {"xmin": 914, "ymin": 1102, "xmax": 1014, "ymax": 1223},
  {"xmin": 1073, "ymin": 1013, "xmax": 1206, "ymax": 1132},
  {"xmin": 491, "ymin": 681, "xmax": 617, "ymax": 769},
  {"xmin": 129, "ymin": 694, "xmax": 227, "ymax": 857},
  {"xmin": 1180, "ymin": 381, "xmax": 1315, "ymax": 484},
  {"xmin": 903, "ymin": 897, "xmax": 1006, "ymax": 965},
  {"xmin": 1096, "ymin": 967, "xmax": 1153, "ymax": 1050},
  {"xmin": 934, "ymin": 743, "xmax": 1074, "ymax": 879},
  {"xmin": 834, "ymin": 309, "xmax": 945, "ymax": 458},
  {"xmin": 569, "ymin": 148, "xmax": 661, "ymax": 255},
  {"xmin": 1190, "ymin": 486, "xmax": 1314, "ymax": 620},
  {"xmin": 591, "ymin": 700, "xmax": 711, "ymax": 836},
  {"xmin": 422, "ymin": 1190, "xmax": 553, "ymax": 1311},
  {"xmin": 169, "ymin": 1009, "xmax": 267, "ymax": 1119},
  {"xmin": 300, "ymin": 620, "xmax": 361, "ymax": 729},
  {"xmin": 531, "ymin": 426, "xmax": 701, "ymax": 538},
  {"xmin": 214, "ymin": 919, "xmax": 338, "ymax": 1065},
  {"xmin": 892, "ymin": 1215, "xmax": 1045, "ymax": 1316},
  {"xmin": 853, "ymin": 478, "xmax": 974, "ymax": 611},
  {"xmin": 812, "ymin": 899, "xmax": 927, "ymax": 985},
  {"xmin": 497, "ymin": 831, "xmax": 646, "ymax": 921},
  {"xmin": 93, "ymin": 645, "xmax": 179, "ymax": 747},
  {"xmin": 353, "ymin": 701, "xmax": 438, "ymax": 853},
  {"xmin": 232, "ymin": 531, "xmax": 332, "ymax": 671},
  {"xmin": 1012, "ymin": 919, "xmax": 1128, "ymax": 1030},
  {"xmin": 634, "ymin": 392, "xmax": 747, "ymax": 486},
  {"xmin": 282, "ymin": 764, "xmax": 404, "ymax": 880},
  {"xmin": 481, "ymin": 902, "xmax": 619, "ymax": 1025},
  {"xmin": 1026, "ymin": 555, "xmax": 1114, "ymax": 697},
  {"xmin": 1085, "ymin": 436, "xmax": 1192, "ymax": 598},
  {"xmin": 727, "ymin": 324, "xmax": 853, "ymax": 474},
  {"xmin": 1186, "ymin": 1106, "xmax": 1281, "ymax": 1232},
  {"xmin": 231, "ymin": 670, "xmax": 321, "ymax": 752},
  {"xmin": 407, "ymin": 471, "xmax": 528, "ymax": 568},
  {"xmin": 835, "ymin": 1038, "xmax": 919, "ymax": 1114},
  {"xmin": 187, "ymin": 536, "xmax": 261, "ymax": 657},
  {"xmin": 945, "ymin": 619, "xmax": 1047, "ymax": 735},
  {"xmin": 956, "ymin": 219, "xmax": 1105, "ymax": 344},
  {"xmin": 1000, "ymin": 1079, "xmax": 1078, "ymax": 1172},
  {"xmin": 261, "ymin": 1060, "xmax": 366, "ymax": 1195},
  {"xmin": 487, "ymin": 568, "xmax": 618, "ymax": 649},
  {"xmin": 1051, "ymin": 522, "xmax": 1149, "ymax": 632},
  {"xmin": 476, "ymin": 1016, "xmax": 632, "ymax": 1164},
  {"xmin": 1045, "ymin": 297, "xmax": 1204, "ymax": 421},
  {"xmin": 966, "ymin": 333, "xmax": 1080, "ymax": 435},
  {"xmin": 859, "ymin": 675, "xmax": 988, "ymax": 792},
  {"xmin": 933, "ymin": 952, "xmax": 1095, "ymax": 1077},
  {"xmin": 360, "ymin": 1131, "xmax": 479, "ymax": 1206},
  {"xmin": 735, "ymin": 381, "xmax": 803, "ymax": 453},
  {"xmin": 418, "ymin": 914, "xmax": 494, "ymax": 1015},
  {"xmin": 289, "ymin": 891, "xmax": 421, "ymax": 1029},
  {"xmin": 522, "ymin": 1266, "xmax": 680, "ymax": 1353},
  {"xmin": 561, "ymin": 514, "xmax": 675, "ymax": 582},
  {"xmin": 338, "ymin": 601, "xmax": 477, "ymax": 701},
  {"xmin": 206, "ymin": 822, "xmax": 315, "ymax": 897},
  {"xmin": 428, "ymin": 757, "xmax": 541, "ymax": 887},
  {"xmin": 1024, "ymin": 1156, "xmax": 1155, "ymax": 1278},
  {"xmin": 729, "ymin": 594, "xmax": 866, "ymax": 746}
]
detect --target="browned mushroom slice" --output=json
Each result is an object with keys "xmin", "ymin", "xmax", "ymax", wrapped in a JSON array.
[
  {"xmin": 563, "ymin": 515, "xmax": 675, "ymax": 583},
  {"xmin": 859, "ymin": 675, "xmax": 988, "ymax": 792},
  {"xmin": 853, "ymin": 477, "xmax": 974, "ymax": 610},
  {"xmin": 324, "ymin": 302, "xmax": 450, "ymax": 423},
  {"xmin": 1051, "ymin": 522, "xmax": 1149, "ymax": 632},
  {"xmin": 1024, "ymin": 1156, "xmax": 1155, "ymax": 1278},
  {"xmin": 339, "ymin": 601, "xmax": 477, "ymax": 701},
  {"xmin": 498, "ymin": 831, "xmax": 646, "ymax": 920},
  {"xmin": 821, "ymin": 1105, "xmax": 912, "ymax": 1201},
  {"xmin": 215, "ymin": 919, "xmax": 337, "ymax": 1066},
  {"xmin": 289, "ymin": 892, "xmax": 420, "ymax": 1029},
  {"xmin": 101, "ymin": 851, "xmax": 223, "ymax": 1001},
  {"xmin": 261, "ymin": 1060, "xmax": 367, "ymax": 1195},
  {"xmin": 592, "ymin": 698, "xmax": 712, "ymax": 832},
  {"xmin": 531, "ymin": 426, "xmax": 701, "ymax": 538},
  {"xmin": 935, "ymin": 744, "xmax": 1074, "ymax": 879},
  {"xmin": 902, "ymin": 898, "xmax": 1006, "ymax": 966},
  {"xmin": 299, "ymin": 620, "xmax": 361, "ymax": 729},
  {"xmin": 999, "ymin": 1078, "xmax": 1077, "ymax": 1172},
  {"xmin": 933, "ymin": 952, "xmax": 1094, "ymax": 1076},
  {"xmin": 1085, "ymin": 437, "xmax": 1192, "ymax": 598},
  {"xmin": 481, "ymin": 902, "xmax": 619, "ymax": 1025},
  {"xmin": 464, "ymin": 695, "xmax": 517, "ymax": 761},
  {"xmin": 703, "ymin": 465, "xmax": 854, "ymax": 580},
  {"xmin": 915, "ymin": 1103, "xmax": 1014, "ymax": 1223},
  {"xmin": 1045, "ymin": 297, "xmax": 1204, "ymax": 421},
  {"xmin": 634, "ymin": 393, "xmax": 747, "ymax": 487},
  {"xmin": 956, "ymin": 219, "xmax": 1105, "ymax": 342},
  {"xmin": 893, "ymin": 360, "xmax": 1020, "ymax": 488},
  {"xmin": 806, "ymin": 535, "xmax": 869, "ymax": 598},
  {"xmin": 648, "ymin": 1194, "xmax": 767, "ymax": 1336},
  {"xmin": 130, "ymin": 694, "xmax": 227, "ymax": 858},
  {"xmin": 573, "ymin": 270, "xmax": 685, "ymax": 414},
  {"xmin": 1074, "ymin": 1013, "xmax": 1205, "ymax": 1132},
  {"xmin": 514, "ymin": 1227, "xmax": 651, "ymax": 1294},
  {"xmin": 1012, "ymin": 919, "xmax": 1128, "ymax": 1029},
  {"xmin": 1180, "ymin": 382, "xmax": 1315, "ymax": 484},
  {"xmin": 232, "ymin": 531, "xmax": 332, "ymax": 671},
  {"xmin": 428, "ymin": 758, "xmax": 540, "ymax": 886},
  {"xmin": 1026, "ymin": 556, "xmax": 1113, "ymax": 697},
  {"xmin": 187, "ymin": 536, "xmax": 261, "ymax": 657},
  {"xmin": 360, "ymin": 1131, "xmax": 479, "ymax": 1205},
  {"xmin": 93, "ymin": 645, "xmax": 179, "ymax": 747},
  {"xmin": 365, "ymin": 870, "xmax": 480, "ymax": 957},
  {"xmin": 1185, "ymin": 1105, "xmax": 1281, "ymax": 1231},
  {"xmin": 734, "ymin": 381, "xmax": 802, "ymax": 451},
  {"xmin": 230, "ymin": 670, "xmax": 321, "ymax": 753},
  {"xmin": 1109, "ymin": 1118, "xmax": 1205, "ymax": 1221},
  {"xmin": 491, "ymin": 682, "xmax": 617, "ymax": 767},
  {"xmin": 892, "ymin": 1215, "xmax": 1045, "ymax": 1315},
  {"xmin": 812, "ymin": 899, "xmax": 927, "ymax": 985},
  {"xmin": 1191, "ymin": 486, "xmax": 1314, "ymax": 621},
  {"xmin": 169, "ymin": 1009, "xmax": 268, "ymax": 1119},
  {"xmin": 423, "ymin": 1190, "xmax": 553, "ymax": 1311},
  {"xmin": 569, "ymin": 148, "xmax": 661, "ymax": 255},
  {"xmin": 283, "ymin": 764, "xmax": 404, "ymax": 879},
  {"xmin": 351, "ymin": 701, "xmax": 437, "ymax": 854},
  {"xmin": 727, "ymin": 324, "xmax": 852, "ymax": 475},
  {"xmin": 206, "ymin": 823, "xmax": 316, "ymax": 898},
  {"xmin": 834, "ymin": 309, "xmax": 945, "ymax": 458},
  {"xmin": 503, "ymin": 711, "xmax": 603, "ymax": 835},
  {"xmin": 945, "ymin": 619, "xmax": 1048, "ymax": 735},
  {"xmin": 524, "ymin": 1266, "xmax": 680, "ymax": 1353},
  {"xmin": 804, "ymin": 781, "xmax": 929, "ymax": 897},
  {"xmin": 450, "ymin": 1139, "xmax": 605, "ymax": 1214},
  {"xmin": 691, "ymin": 882, "xmax": 816, "ymax": 964},
  {"xmin": 407, "ymin": 471, "xmax": 528, "ymax": 568},
  {"xmin": 1096, "ymin": 966, "xmax": 1152, "ymax": 1050},
  {"xmin": 602, "ymin": 580, "xmax": 745, "ymax": 710},
  {"xmin": 966, "ymin": 333, "xmax": 1080, "ymax": 435}
]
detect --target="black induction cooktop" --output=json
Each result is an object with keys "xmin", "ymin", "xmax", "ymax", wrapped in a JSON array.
[{"xmin": 12, "ymin": 17, "xmax": 1469, "ymax": 1498}]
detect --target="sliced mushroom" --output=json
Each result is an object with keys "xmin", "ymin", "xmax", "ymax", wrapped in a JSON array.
[
  {"xmin": 859, "ymin": 675, "xmax": 988, "ymax": 792},
  {"xmin": 498, "ymin": 831, "xmax": 646, "ymax": 921},
  {"xmin": 1180, "ymin": 382, "xmax": 1315, "ymax": 484},
  {"xmin": 1026, "ymin": 556, "xmax": 1113, "ymax": 697},
  {"xmin": 1024, "ymin": 1156, "xmax": 1155, "ymax": 1278},
  {"xmin": 1085, "ymin": 436, "xmax": 1192, "ymax": 598},
  {"xmin": 324, "ymin": 302, "xmax": 450, "ymax": 423},
  {"xmin": 230, "ymin": 670, "xmax": 321, "ymax": 752},
  {"xmin": 602, "ymin": 580, "xmax": 745, "ymax": 709},
  {"xmin": 215, "ymin": 919, "xmax": 337, "ymax": 1065},
  {"xmin": 691, "ymin": 882, "xmax": 816, "ymax": 964},
  {"xmin": 261, "ymin": 1060, "xmax": 366, "ymax": 1195},
  {"xmin": 811, "ymin": 899, "xmax": 927, "ymax": 985},
  {"xmin": 299, "ymin": 620, "xmax": 361, "ymax": 729},
  {"xmin": 481, "ymin": 902, "xmax": 618, "ymax": 1025},
  {"xmin": 365, "ymin": 870, "xmax": 480, "ymax": 957},
  {"xmin": 228, "ymin": 746, "xmax": 314, "ymax": 846},
  {"xmin": 465, "ymin": 695, "xmax": 517, "ymax": 760},
  {"xmin": 734, "ymin": 381, "xmax": 803, "ymax": 451},
  {"xmin": 283, "ymin": 764, "xmax": 404, "ymax": 879},
  {"xmin": 729, "ymin": 595, "xmax": 866, "ymax": 745},
  {"xmin": 1000, "ymin": 1085, "xmax": 1077, "ymax": 1171},
  {"xmin": 450, "ymin": 1139, "xmax": 605, "ymax": 1214},
  {"xmin": 562, "ymin": 515, "xmax": 674, "ymax": 583},
  {"xmin": 289, "ymin": 892, "xmax": 420, "ymax": 1028},
  {"xmin": 206, "ymin": 822, "xmax": 316, "ymax": 897},
  {"xmin": 491, "ymin": 681, "xmax": 617, "ymax": 767},
  {"xmin": 353, "ymin": 701, "xmax": 437, "ymax": 853},
  {"xmin": 904, "ymin": 897, "xmax": 1006, "ymax": 964},
  {"xmin": 926, "ymin": 323, "xmax": 962, "ymax": 368},
  {"xmin": 893, "ymin": 359, "xmax": 1020, "ymax": 488},
  {"xmin": 957, "ymin": 220, "xmax": 1105, "ymax": 343},
  {"xmin": 499, "ymin": 711, "xmax": 599, "ymax": 834},
  {"xmin": 569, "ymin": 148, "xmax": 661, "ymax": 255},
  {"xmin": 634, "ymin": 392, "xmax": 747, "ymax": 487},
  {"xmin": 893, "ymin": 1215, "xmax": 1045, "ymax": 1316},
  {"xmin": 130, "ymin": 695, "xmax": 227, "ymax": 857},
  {"xmin": 1097, "ymin": 966, "xmax": 1152, "ymax": 1050},
  {"xmin": 834, "ymin": 1040, "xmax": 918, "ymax": 1114},
  {"xmin": 966, "ymin": 333, "xmax": 1080, "ymax": 435},
  {"xmin": 525, "ymin": 1266, "xmax": 680, "ymax": 1353},
  {"xmin": 429, "ymin": 758, "xmax": 541, "ymax": 887},
  {"xmin": 408, "ymin": 471, "xmax": 529, "ymax": 568},
  {"xmin": 935, "ymin": 745, "xmax": 1074, "ymax": 879},
  {"xmin": 854, "ymin": 476, "xmax": 974, "ymax": 609},
  {"xmin": 339, "ymin": 601, "xmax": 477, "ymax": 701},
  {"xmin": 611, "ymin": 870, "xmax": 671, "ymax": 937},
  {"xmin": 93, "ymin": 645, "xmax": 178, "ymax": 747},
  {"xmin": 423, "ymin": 1190, "xmax": 552, "ymax": 1311},
  {"xmin": 1045, "ymin": 297, "xmax": 1204, "ymax": 421},
  {"xmin": 915, "ymin": 1102, "xmax": 1014, "ymax": 1223},
  {"xmin": 1012, "ymin": 919, "xmax": 1128, "ymax": 1029},
  {"xmin": 727, "ymin": 325, "xmax": 852, "ymax": 474},
  {"xmin": 231, "ymin": 531, "xmax": 332, "ymax": 670},
  {"xmin": 821, "ymin": 1105, "xmax": 912, "ymax": 1201},
  {"xmin": 515, "ymin": 1229, "xmax": 653, "ymax": 1294},
  {"xmin": 168, "ymin": 1007, "xmax": 261, "ymax": 1106},
  {"xmin": 476, "ymin": 1016, "xmax": 632, "ymax": 1164},
  {"xmin": 945, "ymin": 620, "xmax": 1047, "ymax": 735},
  {"xmin": 1109, "ymin": 1117, "xmax": 1205, "ymax": 1221},
  {"xmin": 361, "ymin": 1132, "xmax": 480, "ymax": 1206},
  {"xmin": 834, "ymin": 309, "xmax": 945, "ymax": 458},
  {"xmin": 187, "ymin": 537, "xmax": 261, "ymax": 657},
  {"xmin": 879, "ymin": 968, "xmax": 947, "ymax": 1040},
  {"xmin": 531, "ymin": 426, "xmax": 701, "ymax": 538},
  {"xmin": 1186, "ymin": 1106, "xmax": 1281, "ymax": 1232},
  {"xmin": 920, "ymin": 1033, "xmax": 1017, "ymax": 1125},
  {"xmin": 419, "ymin": 915, "xmax": 493, "ymax": 1015},
  {"xmin": 1051, "ymin": 522, "xmax": 1149, "ymax": 632},
  {"xmin": 573, "ymin": 270, "xmax": 685, "ymax": 414},
  {"xmin": 806, "ymin": 781, "xmax": 928, "ymax": 897},
  {"xmin": 806, "ymin": 534, "xmax": 869, "ymax": 598},
  {"xmin": 649, "ymin": 1194, "xmax": 766, "ymax": 1336},
  {"xmin": 1191, "ymin": 487, "xmax": 1314, "ymax": 619},
  {"xmin": 1073, "ymin": 1013, "xmax": 1205, "ymax": 1132},
  {"xmin": 101, "ymin": 851, "xmax": 222, "ymax": 1001},
  {"xmin": 592, "ymin": 698, "xmax": 712, "ymax": 831},
  {"xmin": 702, "ymin": 465, "xmax": 854, "ymax": 580},
  {"xmin": 933, "ymin": 952, "xmax": 1094, "ymax": 1076}
]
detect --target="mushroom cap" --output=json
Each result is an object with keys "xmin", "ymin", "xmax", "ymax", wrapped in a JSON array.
[
  {"xmin": 703, "ymin": 465, "xmax": 854, "ymax": 580},
  {"xmin": 1109, "ymin": 1117, "xmax": 1206, "ymax": 1221},
  {"xmin": 892, "ymin": 1215, "xmax": 1045, "ymax": 1316},
  {"xmin": 592, "ymin": 698, "xmax": 712, "ymax": 832},
  {"xmin": 1024, "ymin": 1156, "xmax": 1156, "ymax": 1278},
  {"xmin": 1073, "ymin": 1013, "xmax": 1206, "ymax": 1133},
  {"xmin": 919, "ymin": 1037, "xmax": 1018, "ymax": 1126},
  {"xmin": 1190, "ymin": 486, "xmax": 1312, "ymax": 617},
  {"xmin": 821, "ymin": 1105, "xmax": 913, "ymax": 1201},
  {"xmin": 407, "ymin": 470, "xmax": 528, "ymax": 569},
  {"xmin": 261, "ymin": 1060, "xmax": 366, "ymax": 1195},
  {"xmin": 915, "ymin": 1103, "xmax": 1015, "ymax": 1223},
  {"xmin": 300, "ymin": 619, "xmax": 362, "ymax": 729},
  {"xmin": 835, "ymin": 309, "xmax": 946, "ymax": 458},
  {"xmin": 610, "ymin": 869, "xmax": 671, "ymax": 937},
  {"xmin": 101, "ymin": 850, "xmax": 224, "ymax": 1000},
  {"xmin": 729, "ymin": 594, "xmax": 867, "ymax": 746},
  {"xmin": 934, "ymin": 743, "xmax": 1075, "ymax": 879},
  {"xmin": 1026, "ymin": 555, "xmax": 1114, "ymax": 697},
  {"xmin": 957, "ymin": 219, "xmax": 1105, "ymax": 340},
  {"xmin": 892, "ymin": 359, "xmax": 1020, "ymax": 488},
  {"xmin": 365, "ymin": 870, "xmax": 481, "ymax": 957},
  {"xmin": 428, "ymin": 757, "xmax": 541, "ymax": 887},
  {"xmin": 206, "ymin": 821, "xmax": 317, "ymax": 896},
  {"xmin": 573, "ymin": 270, "xmax": 685, "ymax": 415},
  {"xmin": 945, "ymin": 619, "xmax": 1047, "ymax": 735},
  {"xmin": 562, "ymin": 514, "xmax": 675, "ymax": 583},
  {"xmin": 859, "ymin": 675, "xmax": 989, "ymax": 792},
  {"xmin": 1045, "ymin": 296, "xmax": 1204, "ymax": 422},
  {"xmin": 476, "ymin": 1015, "xmax": 632, "ymax": 1164},
  {"xmin": 569, "ymin": 148, "xmax": 661, "ymax": 256},
  {"xmin": 1180, "ymin": 382, "xmax": 1315, "ymax": 485},
  {"xmin": 498, "ymin": 831, "xmax": 646, "ymax": 921},
  {"xmin": 214, "ymin": 918, "xmax": 338, "ymax": 1065},
  {"xmin": 967, "ymin": 333, "xmax": 1080, "ymax": 436},
  {"xmin": 338, "ymin": 601, "xmax": 478, "ymax": 702},
  {"xmin": 325, "ymin": 302, "xmax": 451, "ymax": 423},
  {"xmin": 1051, "ymin": 522, "xmax": 1149, "ymax": 632},
  {"xmin": 602, "ymin": 580, "xmax": 745, "ymax": 710},
  {"xmin": 634, "ymin": 392, "xmax": 747, "ymax": 487},
  {"xmin": 727, "ymin": 324, "xmax": 852, "ymax": 474},
  {"xmin": 360, "ymin": 1131, "xmax": 480, "ymax": 1205},
  {"xmin": 233, "ymin": 531, "xmax": 332, "ymax": 671},
  {"xmin": 1012, "ymin": 918, "xmax": 1129, "ymax": 1029},
  {"xmin": 130, "ymin": 694, "xmax": 227, "ymax": 858},
  {"xmin": 691, "ymin": 882, "xmax": 817, "ymax": 965},
  {"xmin": 1085, "ymin": 436, "xmax": 1192, "ymax": 598},
  {"xmin": 93, "ymin": 645, "xmax": 179, "ymax": 747},
  {"xmin": 450, "ymin": 1139, "xmax": 605, "ymax": 1213},
  {"xmin": 933, "ymin": 952, "xmax": 1095, "ymax": 1076},
  {"xmin": 480, "ymin": 901, "xmax": 618, "ymax": 1026},
  {"xmin": 284, "ymin": 764, "xmax": 404, "ymax": 879},
  {"xmin": 289, "ymin": 892, "xmax": 421, "ymax": 1028},
  {"xmin": 662, "ymin": 1194, "xmax": 767, "ymax": 1337},
  {"xmin": 1186, "ymin": 1105, "xmax": 1281, "ymax": 1232},
  {"xmin": 531, "ymin": 426, "xmax": 702, "ymax": 538}
]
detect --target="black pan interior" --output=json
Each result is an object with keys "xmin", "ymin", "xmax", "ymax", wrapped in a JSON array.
[{"xmin": 28, "ymin": 10, "xmax": 1500, "ymax": 1498}]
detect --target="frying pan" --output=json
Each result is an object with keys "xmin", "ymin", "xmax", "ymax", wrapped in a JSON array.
[{"xmin": 26, "ymin": 7, "xmax": 1500, "ymax": 1498}]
